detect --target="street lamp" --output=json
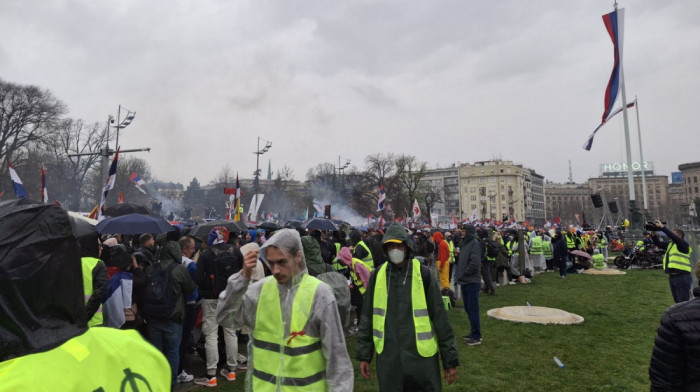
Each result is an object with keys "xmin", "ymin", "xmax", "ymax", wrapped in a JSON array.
[
  {"xmin": 336, "ymin": 156, "xmax": 351, "ymax": 189},
  {"xmin": 252, "ymin": 137, "xmax": 272, "ymax": 222},
  {"xmin": 113, "ymin": 105, "xmax": 136, "ymax": 151}
]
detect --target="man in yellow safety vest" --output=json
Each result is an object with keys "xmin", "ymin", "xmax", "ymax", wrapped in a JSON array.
[
  {"xmin": 216, "ymin": 229, "xmax": 353, "ymax": 391},
  {"xmin": 651, "ymin": 220, "xmax": 694, "ymax": 303},
  {"xmin": 357, "ymin": 223, "xmax": 459, "ymax": 391}
]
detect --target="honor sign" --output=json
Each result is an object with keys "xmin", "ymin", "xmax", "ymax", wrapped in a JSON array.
[{"xmin": 600, "ymin": 161, "xmax": 654, "ymax": 177}]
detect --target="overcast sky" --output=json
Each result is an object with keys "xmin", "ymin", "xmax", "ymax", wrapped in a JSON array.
[{"xmin": 2, "ymin": 0, "xmax": 699, "ymax": 186}]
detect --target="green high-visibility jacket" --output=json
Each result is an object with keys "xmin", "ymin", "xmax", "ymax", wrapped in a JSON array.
[
  {"xmin": 81, "ymin": 257, "xmax": 103, "ymax": 327},
  {"xmin": 253, "ymin": 274, "xmax": 327, "ymax": 391},
  {"xmin": 530, "ymin": 237, "xmax": 543, "ymax": 255},
  {"xmin": 664, "ymin": 244, "xmax": 693, "ymax": 273},
  {"xmin": 354, "ymin": 241, "xmax": 374, "ymax": 269}
]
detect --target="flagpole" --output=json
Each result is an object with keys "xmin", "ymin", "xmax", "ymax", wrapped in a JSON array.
[
  {"xmin": 614, "ymin": 4, "xmax": 639, "ymax": 226},
  {"xmin": 634, "ymin": 96, "xmax": 648, "ymax": 210}
]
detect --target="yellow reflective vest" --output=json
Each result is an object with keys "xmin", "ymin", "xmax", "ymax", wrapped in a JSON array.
[
  {"xmin": 664, "ymin": 243, "xmax": 693, "ymax": 273},
  {"xmin": 354, "ymin": 241, "xmax": 374, "ymax": 269},
  {"xmin": 530, "ymin": 237, "xmax": 543, "ymax": 255},
  {"xmin": 592, "ymin": 254, "xmax": 606, "ymax": 269},
  {"xmin": 0, "ymin": 328, "xmax": 170, "ymax": 391},
  {"xmin": 81, "ymin": 257, "xmax": 103, "ymax": 327},
  {"xmin": 447, "ymin": 240, "xmax": 455, "ymax": 263},
  {"xmin": 252, "ymin": 275, "xmax": 327, "ymax": 391},
  {"xmin": 372, "ymin": 259, "xmax": 438, "ymax": 358},
  {"xmin": 331, "ymin": 243, "xmax": 348, "ymax": 273},
  {"xmin": 350, "ymin": 258, "xmax": 372, "ymax": 295},
  {"xmin": 542, "ymin": 238, "xmax": 553, "ymax": 259}
]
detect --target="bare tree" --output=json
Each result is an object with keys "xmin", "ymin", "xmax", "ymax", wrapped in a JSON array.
[
  {"xmin": 49, "ymin": 119, "xmax": 110, "ymax": 209},
  {"xmin": 394, "ymin": 154, "xmax": 427, "ymax": 214},
  {"xmin": 0, "ymin": 79, "xmax": 66, "ymax": 169},
  {"xmin": 423, "ymin": 186, "xmax": 444, "ymax": 226}
]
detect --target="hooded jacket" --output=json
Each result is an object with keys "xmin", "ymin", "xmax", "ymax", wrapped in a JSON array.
[
  {"xmin": 0, "ymin": 199, "xmax": 87, "ymax": 361},
  {"xmin": 302, "ymin": 235, "xmax": 331, "ymax": 277},
  {"xmin": 432, "ymin": 231, "xmax": 450, "ymax": 266},
  {"xmin": 455, "ymin": 225, "xmax": 482, "ymax": 285},
  {"xmin": 146, "ymin": 241, "xmax": 195, "ymax": 324},
  {"xmin": 216, "ymin": 229, "xmax": 353, "ymax": 391},
  {"xmin": 357, "ymin": 223, "xmax": 459, "ymax": 391}
]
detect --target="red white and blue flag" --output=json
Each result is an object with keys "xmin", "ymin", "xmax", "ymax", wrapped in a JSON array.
[
  {"xmin": 7, "ymin": 160, "xmax": 28, "ymax": 198},
  {"xmin": 41, "ymin": 163, "xmax": 48, "ymax": 203},
  {"xmin": 98, "ymin": 148, "xmax": 120, "ymax": 221},
  {"xmin": 129, "ymin": 172, "xmax": 147, "ymax": 194},
  {"xmin": 585, "ymin": 8, "xmax": 626, "ymax": 151},
  {"xmin": 584, "ymin": 100, "xmax": 635, "ymax": 150},
  {"xmin": 377, "ymin": 185, "xmax": 386, "ymax": 212}
]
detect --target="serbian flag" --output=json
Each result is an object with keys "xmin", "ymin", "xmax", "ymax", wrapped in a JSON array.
[
  {"xmin": 583, "ymin": 100, "xmax": 635, "ymax": 151},
  {"xmin": 585, "ymin": 8, "xmax": 625, "ymax": 151},
  {"xmin": 452, "ymin": 214, "xmax": 458, "ymax": 225},
  {"xmin": 87, "ymin": 205, "xmax": 99, "ymax": 220},
  {"xmin": 40, "ymin": 163, "xmax": 48, "ymax": 203},
  {"xmin": 555, "ymin": 215, "xmax": 561, "ymax": 225},
  {"xmin": 129, "ymin": 172, "xmax": 147, "ymax": 194},
  {"xmin": 98, "ymin": 148, "xmax": 119, "ymax": 221},
  {"xmin": 377, "ymin": 185, "xmax": 386, "ymax": 212},
  {"xmin": 7, "ymin": 160, "xmax": 28, "ymax": 198}
]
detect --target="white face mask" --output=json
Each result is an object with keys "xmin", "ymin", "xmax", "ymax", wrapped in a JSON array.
[{"xmin": 388, "ymin": 249, "xmax": 405, "ymax": 264}]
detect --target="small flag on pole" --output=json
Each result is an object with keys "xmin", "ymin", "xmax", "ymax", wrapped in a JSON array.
[
  {"xmin": 41, "ymin": 163, "xmax": 48, "ymax": 203},
  {"xmin": 129, "ymin": 172, "xmax": 147, "ymax": 194},
  {"xmin": 7, "ymin": 160, "xmax": 28, "ymax": 198},
  {"xmin": 412, "ymin": 199, "xmax": 421, "ymax": 219},
  {"xmin": 233, "ymin": 174, "xmax": 242, "ymax": 221},
  {"xmin": 118, "ymin": 191, "xmax": 125, "ymax": 204},
  {"xmin": 377, "ymin": 185, "xmax": 386, "ymax": 212},
  {"xmin": 98, "ymin": 148, "xmax": 120, "ymax": 221}
]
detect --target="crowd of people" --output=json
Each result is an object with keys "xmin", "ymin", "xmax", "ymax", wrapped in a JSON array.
[{"xmin": 1, "ymin": 197, "xmax": 698, "ymax": 391}]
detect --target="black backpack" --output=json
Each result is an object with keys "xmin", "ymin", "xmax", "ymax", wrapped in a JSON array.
[
  {"xmin": 210, "ymin": 246, "xmax": 242, "ymax": 295},
  {"xmin": 486, "ymin": 240, "xmax": 498, "ymax": 258},
  {"xmin": 142, "ymin": 262, "xmax": 178, "ymax": 319}
]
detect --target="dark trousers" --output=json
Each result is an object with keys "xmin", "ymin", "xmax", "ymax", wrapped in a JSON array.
[
  {"xmin": 559, "ymin": 256, "xmax": 568, "ymax": 277},
  {"xmin": 351, "ymin": 288, "xmax": 364, "ymax": 326},
  {"xmin": 147, "ymin": 318, "xmax": 183, "ymax": 390},
  {"xmin": 178, "ymin": 303, "xmax": 197, "ymax": 373},
  {"xmin": 461, "ymin": 283, "xmax": 481, "ymax": 340},
  {"xmin": 545, "ymin": 258, "xmax": 554, "ymax": 271},
  {"xmin": 669, "ymin": 274, "xmax": 692, "ymax": 303},
  {"xmin": 481, "ymin": 260, "xmax": 494, "ymax": 292}
]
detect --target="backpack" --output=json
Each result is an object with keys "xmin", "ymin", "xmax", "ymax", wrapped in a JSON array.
[
  {"xmin": 486, "ymin": 240, "xmax": 498, "ymax": 258},
  {"xmin": 210, "ymin": 246, "xmax": 242, "ymax": 296},
  {"xmin": 142, "ymin": 262, "xmax": 178, "ymax": 319}
]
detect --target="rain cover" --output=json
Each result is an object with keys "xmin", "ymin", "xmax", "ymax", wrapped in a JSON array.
[{"xmin": 0, "ymin": 199, "xmax": 87, "ymax": 361}]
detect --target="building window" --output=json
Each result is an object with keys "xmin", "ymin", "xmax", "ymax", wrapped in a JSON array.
[{"xmin": 471, "ymin": 204, "xmax": 477, "ymax": 209}]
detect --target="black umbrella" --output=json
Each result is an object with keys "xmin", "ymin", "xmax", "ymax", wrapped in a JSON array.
[
  {"xmin": 188, "ymin": 220, "xmax": 249, "ymax": 241},
  {"xmin": 303, "ymin": 218, "xmax": 339, "ymax": 231},
  {"xmin": 96, "ymin": 213, "xmax": 175, "ymax": 234},
  {"xmin": 104, "ymin": 202, "xmax": 151, "ymax": 217},
  {"xmin": 257, "ymin": 221, "xmax": 281, "ymax": 231},
  {"xmin": 284, "ymin": 220, "xmax": 304, "ymax": 229},
  {"xmin": 69, "ymin": 216, "xmax": 98, "ymax": 239}
]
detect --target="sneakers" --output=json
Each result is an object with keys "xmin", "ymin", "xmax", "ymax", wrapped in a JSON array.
[
  {"xmin": 464, "ymin": 337, "xmax": 482, "ymax": 345},
  {"xmin": 560, "ymin": 275, "xmax": 566, "ymax": 279},
  {"xmin": 236, "ymin": 363, "xmax": 248, "ymax": 371},
  {"xmin": 176, "ymin": 370, "xmax": 194, "ymax": 383},
  {"xmin": 193, "ymin": 376, "xmax": 217, "ymax": 388},
  {"xmin": 220, "ymin": 368, "xmax": 237, "ymax": 381}
]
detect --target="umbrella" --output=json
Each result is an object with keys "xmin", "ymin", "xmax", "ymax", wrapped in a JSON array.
[
  {"xmin": 284, "ymin": 220, "xmax": 304, "ymax": 229},
  {"xmin": 303, "ymin": 218, "xmax": 339, "ymax": 231},
  {"xmin": 257, "ymin": 221, "xmax": 281, "ymax": 231},
  {"xmin": 188, "ymin": 220, "xmax": 249, "ymax": 240},
  {"xmin": 96, "ymin": 213, "xmax": 175, "ymax": 234},
  {"xmin": 67, "ymin": 211, "xmax": 98, "ymax": 226},
  {"xmin": 570, "ymin": 250, "xmax": 592, "ymax": 260},
  {"xmin": 69, "ymin": 216, "xmax": 98, "ymax": 239},
  {"xmin": 104, "ymin": 202, "xmax": 151, "ymax": 217}
]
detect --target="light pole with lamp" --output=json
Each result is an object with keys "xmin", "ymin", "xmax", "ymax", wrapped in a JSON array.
[
  {"xmin": 336, "ymin": 156, "xmax": 351, "ymax": 190},
  {"xmin": 252, "ymin": 137, "xmax": 272, "ymax": 222}
]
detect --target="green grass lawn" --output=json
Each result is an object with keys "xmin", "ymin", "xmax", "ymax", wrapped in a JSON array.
[{"xmin": 206, "ymin": 269, "xmax": 672, "ymax": 392}]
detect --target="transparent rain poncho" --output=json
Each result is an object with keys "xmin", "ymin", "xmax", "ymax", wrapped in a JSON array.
[{"xmin": 216, "ymin": 229, "xmax": 353, "ymax": 392}]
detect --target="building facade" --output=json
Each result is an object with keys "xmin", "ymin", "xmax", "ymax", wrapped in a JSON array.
[
  {"xmin": 458, "ymin": 160, "xmax": 545, "ymax": 225},
  {"xmin": 544, "ymin": 182, "xmax": 596, "ymax": 227},
  {"xmin": 421, "ymin": 166, "xmax": 461, "ymax": 221},
  {"xmin": 678, "ymin": 162, "xmax": 700, "ymax": 205}
]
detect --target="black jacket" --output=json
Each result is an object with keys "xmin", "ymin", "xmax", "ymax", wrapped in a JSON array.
[
  {"xmin": 553, "ymin": 236, "xmax": 568, "ymax": 263},
  {"xmin": 649, "ymin": 287, "xmax": 700, "ymax": 391},
  {"xmin": 195, "ymin": 243, "xmax": 243, "ymax": 299}
]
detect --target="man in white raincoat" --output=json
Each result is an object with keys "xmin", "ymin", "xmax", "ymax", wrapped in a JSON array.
[{"xmin": 217, "ymin": 229, "xmax": 353, "ymax": 391}]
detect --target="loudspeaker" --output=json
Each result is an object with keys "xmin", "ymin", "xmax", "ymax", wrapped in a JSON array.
[
  {"xmin": 608, "ymin": 201, "xmax": 619, "ymax": 214},
  {"xmin": 591, "ymin": 194, "xmax": 603, "ymax": 208},
  {"xmin": 324, "ymin": 205, "xmax": 331, "ymax": 219}
]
